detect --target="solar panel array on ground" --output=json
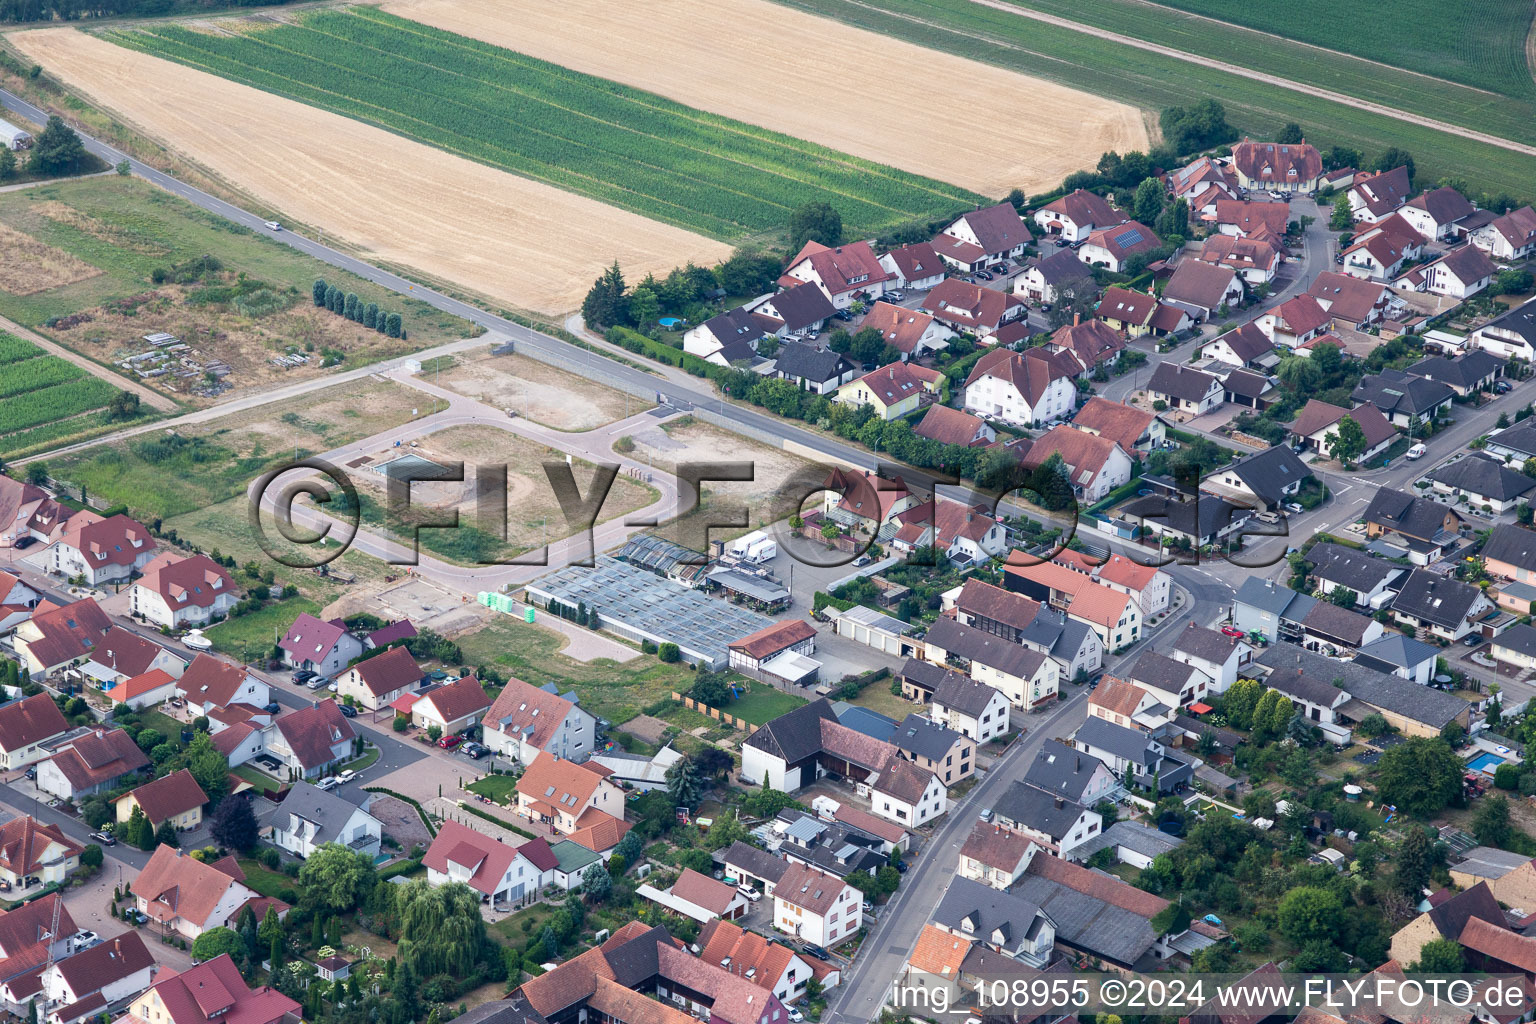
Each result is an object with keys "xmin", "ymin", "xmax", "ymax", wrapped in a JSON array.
[{"xmin": 527, "ymin": 555, "xmax": 773, "ymax": 665}]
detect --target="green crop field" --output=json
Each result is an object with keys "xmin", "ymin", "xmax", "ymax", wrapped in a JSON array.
[
  {"xmin": 1147, "ymin": 0, "xmax": 1536, "ymax": 102},
  {"xmin": 0, "ymin": 331, "xmax": 144, "ymax": 457},
  {"xmin": 770, "ymin": 0, "xmax": 1536, "ymax": 202},
  {"xmin": 994, "ymin": 0, "xmax": 1536, "ymax": 147},
  {"xmin": 105, "ymin": 8, "xmax": 984, "ymax": 240}
]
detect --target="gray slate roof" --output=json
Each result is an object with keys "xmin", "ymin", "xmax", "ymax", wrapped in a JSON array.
[
  {"xmin": 1017, "ymin": 612, "xmax": 1097, "ymax": 663},
  {"xmin": 993, "ymin": 779, "xmax": 1090, "ymax": 841},
  {"xmin": 721, "ymin": 840, "xmax": 789, "ymax": 886},
  {"xmin": 930, "ymin": 668, "xmax": 1004, "ymax": 718},
  {"xmin": 1352, "ymin": 633, "xmax": 1439, "ymax": 671},
  {"xmin": 1012, "ymin": 872, "xmax": 1159, "ymax": 967},
  {"xmin": 1172, "ymin": 623, "xmax": 1245, "ymax": 664},
  {"xmin": 1493, "ymin": 622, "xmax": 1536, "ymax": 657},
  {"xmin": 774, "ymin": 340, "xmax": 852, "ymax": 384},
  {"xmin": 742, "ymin": 698, "xmax": 838, "ymax": 765},
  {"xmin": 1391, "ymin": 568, "xmax": 1484, "ymax": 629},
  {"xmin": 1300, "ymin": 600, "xmax": 1378, "ymax": 646},
  {"xmin": 1363, "ymin": 487, "xmax": 1459, "ymax": 544},
  {"xmin": 1074, "ymin": 716, "xmax": 1159, "ymax": 769},
  {"xmin": 1352, "ymin": 368, "xmax": 1455, "ymax": 417},
  {"xmin": 1023, "ymin": 738, "xmax": 1109, "ymax": 804},
  {"xmin": 1256, "ymin": 644, "xmax": 1470, "ymax": 729},
  {"xmin": 1148, "ymin": 363, "xmax": 1220, "ymax": 403},
  {"xmin": 1072, "ymin": 819, "xmax": 1184, "ymax": 862},
  {"xmin": 1124, "ymin": 650, "xmax": 1204, "ymax": 695},
  {"xmin": 1430, "ymin": 453, "xmax": 1536, "ymax": 504},
  {"xmin": 925, "ymin": 617, "xmax": 1046, "ymax": 679},
  {"xmin": 1121, "ymin": 494, "xmax": 1252, "ymax": 543},
  {"xmin": 933, "ymin": 876, "xmax": 1051, "ymax": 947},
  {"xmin": 260, "ymin": 780, "xmax": 367, "ymax": 846},
  {"xmin": 892, "ymin": 713, "xmax": 965, "ymax": 762},
  {"xmin": 1235, "ymin": 576, "xmax": 1316, "ymax": 620},
  {"xmin": 1408, "ymin": 350, "xmax": 1504, "ymax": 390},
  {"xmin": 1223, "ymin": 445, "xmax": 1311, "ymax": 505},
  {"xmin": 1483, "ymin": 524, "xmax": 1536, "ymax": 573},
  {"xmin": 1307, "ymin": 542, "xmax": 1405, "ymax": 594}
]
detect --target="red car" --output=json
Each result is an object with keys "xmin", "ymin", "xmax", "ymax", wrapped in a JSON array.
[
  {"xmin": 437, "ymin": 735, "xmax": 463, "ymax": 750},
  {"xmin": 1220, "ymin": 626, "xmax": 1245, "ymax": 638}
]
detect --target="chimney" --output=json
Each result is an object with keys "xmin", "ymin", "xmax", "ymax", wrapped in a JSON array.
[
  {"xmin": 1054, "ymin": 797, "xmax": 1064, "ymax": 809},
  {"xmin": 1075, "ymin": 756, "xmax": 1081, "ymax": 770},
  {"xmin": 1073, "ymin": 312, "xmax": 1081, "ymax": 327}
]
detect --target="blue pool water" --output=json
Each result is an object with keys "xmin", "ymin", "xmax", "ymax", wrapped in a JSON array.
[
  {"xmin": 658, "ymin": 316, "xmax": 683, "ymax": 328},
  {"xmin": 1467, "ymin": 752, "xmax": 1504, "ymax": 774}
]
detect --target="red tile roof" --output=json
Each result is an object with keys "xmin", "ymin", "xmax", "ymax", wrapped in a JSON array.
[
  {"xmin": 517, "ymin": 751, "xmax": 610, "ymax": 816},
  {"xmin": 1162, "ymin": 259, "xmax": 1239, "ymax": 311},
  {"xmin": 422, "ymin": 819, "xmax": 522, "ymax": 897},
  {"xmin": 670, "ymin": 869, "xmax": 740, "ymax": 916},
  {"xmin": 1038, "ymin": 189, "xmax": 1121, "ymax": 228},
  {"xmin": 134, "ymin": 553, "xmax": 235, "ymax": 611},
  {"xmin": 17, "ymin": 599, "xmax": 111, "ymax": 672},
  {"xmin": 115, "ymin": 669, "xmax": 176, "ymax": 704},
  {"xmin": 1028, "ymin": 853, "xmax": 1168, "ymax": 917},
  {"xmin": 939, "ymin": 202, "xmax": 1033, "ymax": 255},
  {"xmin": 1230, "ymin": 139, "xmax": 1322, "ymax": 187},
  {"xmin": 784, "ymin": 240, "xmax": 891, "ymax": 298},
  {"xmin": 1072, "ymin": 397, "xmax": 1153, "ymax": 452},
  {"xmin": 959, "ymin": 819, "xmax": 1035, "ymax": 873},
  {"xmin": 416, "ymin": 675, "xmax": 491, "ymax": 724},
  {"xmin": 145, "ymin": 954, "xmax": 299, "ymax": 1024},
  {"xmin": 909, "ymin": 923, "xmax": 970, "ymax": 977},
  {"xmin": 697, "ymin": 919, "xmax": 799, "ymax": 992},
  {"xmin": 1020, "ymin": 425, "xmax": 1125, "ymax": 490},
  {"xmin": 922, "ymin": 278, "xmax": 1024, "ymax": 331},
  {"xmin": 1098, "ymin": 286, "xmax": 1157, "ymax": 326},
  {"xmin": 274, "ymin": 699, "xmax": 354, "ymax": 771},
  {"xmin": 485, "ymin": 677, "xmax": 576, "ymax": 752},
  {"xmin": 913, "ymin": 405, "xmax": 990, "ymax": 448},
  {"xmin": 773, "ymin": 862, "xmax": 849, "ymax": 916},
  {"xmin": 131, "ymin": 848, "xmax": 250, "ymax": 933},
  {"xmin": 881, "ymin": 241, "xmax": 945, "ymax": 284},
  {"xmin": 1083, "ymin": 220, "xmax": 1161, "ymax": 262},
  {"xmin": 729, "ymin": 620, "xmax": 816, "ymax": 660},
  {"xmin": 45, "ymin": 728, "xmax": 147, "ymax": 792},
  {"xmin": 1214, "ymin": 200, "xmax": 1289, "ymax": 237},
  {"xmin": 121, "ymin": 769, "xmax": 207, "ymax": 825},
  {"xmin": 1095, "ymin": 553, "xmax": 1160, "ymax": 592},
  {"xmin": 91, "ymin": 627, "xmax": 168, "ymax": 678},
  {"xmin": 176, "ymin": 654, "xmax": 252, "ymax": 709},
  {"xmin": 1268, "ymin": 293, "xmax": 1332, "ymax": 337},
  {"xmin": 955, "ymin": 578, "xmax": 1042, "ymax": 629},
  {"xmin": 56, "ymin": 514, "xmax": 154, "ymax": 569},
  {"xmin": 863, "ymin": 302, "xmax": 944, "ymax": 355},
  {"xmin": 278, "ymin": 613, "xmax": 347, "ymax": 662},
  {"xmin": 963, "ymin": 346, "xmax": 1077, "ymax": 404},
  {"xmin": 1307, "ymin": 271, "xmax": 1390, "ymax": 324},
  {"xmin": 0, "ymin": 816, "xmax": 81, "ymax": 877},
  {"xmin": 0, "ymin": 693, "xmax": 68, "ymax": 755},
  {"xmin": 567, "ymin": 807, "xmax": 632, "ymax": 853},
  {"xmin": 350, "ymin": 645, "xmax": 423, "ymax": 697}
]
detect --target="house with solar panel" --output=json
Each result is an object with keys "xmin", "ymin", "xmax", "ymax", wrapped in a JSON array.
[{"xmin": 1077, "ymin": 221, "xmax": 1161, "ymax": 273}]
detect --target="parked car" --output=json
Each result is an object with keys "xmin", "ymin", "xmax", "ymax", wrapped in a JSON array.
[
  {"xmin": 0, "ymin": 880, "xmax": 12, "ymax": 893},
  {"xmin": 292, "ymin": 670, "xmax": 317, "ymax": 684},
  {"xmin": 861, "ymin": 901, "xmax": 875, "ymax": 914},
  {"xmin": 1284, "ymin": 502, "xmax": 1305, "ymax": 514},
  {"xmin": 800, "ymin": 944, "xmax": 829, "ymax": 960},
  {"xmin": 307, "ymin": 676, "xmax": 329, "ymax": 689},
  {"xmin": 894, "ymin": 859, "xmax": 908, "ymax": 873},
  {"xmin": 1405, "ymin": 443, "xmax": 1428, "ymax": 460},
  {"xmin": 89, "ymin": 832, "xmax": 115, "ymax": 846},
  {"xmin": 834, "ymin": 309, "xmax": 854, "ymax": 322},
  {"xmin": 23, "ymin": 767, "xmax": 35, "ymax": 780},
  {"xmin": 1464, "ymin": 635, "xmax": 1483, "ymax": 646},
  {"xmin": 885, "ymin": 289, "xmax": 905, "ymax": 301},
  {"xmin": 974, "ymin": 269, "xmax": 993, "ymax": 281},
  {"xmin": 462, "ymin": 743, "xmax": 486, "ymax": 759},
  {"xmin": 438, "ymin": 735, "xmax": 463, "ymax": 749},
  {"xmin": 1220, "ymin": 626, "xmax": 1246, "ymax": 638},
  {"xmin": 737, "ymin": 885, "xmax": 762, "ymax": 902},
  {"xmin": 1496, "ymin": 380, "xmax": 1514, "ymax": 394},
  {"xmin": 978, "ymin": 807, "xmax": 994, "ymax": 823},
  {"xmin": 338, "ymin": 704, "xmax": 357, "ymax": 718},
  {"xmin": 788, "ymin": 1010, "xmax": 804, "ymax": 1023},
  {"xmin": 337, "ymin": 770, "xmax": 357, "ymax": 785},
  {"xmin": 1254, "ymin": 511, "xmax": 1281, "ymax": 524},
  {"xmin": 316, "ymin": 776, "xmax": 340, "ymax": 791},
  {"xmin": 73, "ymin": 931, "xmax": 100, "ymax": 950}
]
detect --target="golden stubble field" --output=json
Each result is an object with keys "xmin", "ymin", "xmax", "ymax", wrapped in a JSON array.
[
  {"xmin": 384, "ymin": 0, "xmax": 1151, "ymax": 196},
  {"xmin": 7, "ymin": 28, "xmax": 733, "ymax": 316}
]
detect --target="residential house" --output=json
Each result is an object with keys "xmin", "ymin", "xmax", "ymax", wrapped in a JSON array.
[
  {"xmin": 1363, "ymin": 487, "xmax": 1464, "ymax": 564},
  {"xmin": 265, "ymin": 699, "xmax": 355, "ymax": 780},
  {"xmin": 932, "ymin": 203, "xmax": 1033, "ymax": 272},
  {"xmin": 780, "ymin": 240, "xmax": 891, "ymax": 308},
  {"xmin": 747, "ymin": 281, "xmax": 836, "ymax": 338},
  {"xmin": 728, "ymin": 620, "xmax": 818, "ymax": 684},
  {"xmin": 933, "ymin": 877, "xmax": 1056, "ymax": 967},
  {"xmin": 10, "ymin": 598, "xmax": 111, "ymax": 679},
  {"xmin": 0, "ymin": 816, "xmax": 81, "ymax": 888},
  {"xmin": 278, "ymin": 613, "xmax": 363, "ymax": 679},
  {"xmin": 1198, "ymin": 234, "xmax": 1281, "ymax": 285},
  {"xmin": 41, "ymin": 931, "xmax": 155, "ymax": 1024},
  {"xmin": 1146, "ymin": 363, "xmax": 1224, "ymax": 416},
  {"xmin": 1124, "ymin": 650, "xmax": 1213, "ymax": 709},
  {"xmin": 515, "ymin": 750, "xmax": 625, "ymax": 835},
  {"xmin": 1218, "ymin": 367, "xmax": 1276, "ymax": 410},
  {"xmin": 1472, "ymin": 298, "xmax": 1536, "ymax": 361},
  {"xmin": 958, "ymin": 818, "xmax": 1039, "ymax": 889},
  {"xmin": 1072, "ymin": 717, "xmax": 1192, "ymax": 794},
  {"xmin": 0, "ymin": 894, "xmax": 76, "ymax": 1016},
  {"xmin": 1004, "ymin": 560, "xmax": 1142, "ymax": 651},
  {"xmin": 127, "ymin": 553, "xmax": 238, "ymax": 630},
  {"xmin": 862, "ymin": 302, "xmax": 953, "ymax": 359},
  {"xmin": 261, "ymin": 780, "xmax": 382, "ymax": 859},
  {"xmin": 834, "ymin": 362, "xmax": 938, "ymax": 421},
  {"xmin": 878, "ymin": 241, "xmax": 947, "ymax": 290},
  {"xmin": 1232, "ymin": 576, "xmax": 1318, "ymax": 644},
  {"xmin": 1255, "ymin": 294, "xmax": 1332, "ymax": 349},
  {"xmin": 698, "ymin": 919, "xmax": 817, "ymax": 1007},
  {"xmin": 123, "ymin": 954, "xmax": 298, "ymax": 1024},
  {"xmin": 772, "ymin": 863, "xmax": 859, "ymax": 947},
  {"xmin": 1200, "ymin": 444, "xmax": 1314, "ymax": 512},
  {"xmin": 1170, "ymin": 622, "xmax": 1255, "ymax": 694},
  {"xmin": 0, "ymin": 476, "xmax": 52, "ymax": 549},
  {"xmin": 1072, "ymin": 397, "xmax": 1164, "ymax": 453},
  {"xmin": 930, "ymin": 669, "xmax": 1011, "ymax": 744},
  {"xmin": 1288, "ymin": 400, "xmax": 1399, "ymax": 463},
  {"xmin": 1229, "ymin": 139, "xmax": 1323, "ymax": 193},
  {"xmin": 176, "ymin": 653, "xmax": 268, "ymax": 715},
  {"xmin": 1024, "ymin": 738, "xmax": 1117, "ymax": 808},
  {"xmin": 902, "ymin": 500, "xmax": 1009, "ymax": 567},
  {"xmin": 1391, "ymin": 568, "xmax": 1494, "ymax": 642},
  {"xmin": 1352, "ymin": 368, "xmax": 1454, "ymax": 429},
  {"xmin": 1120, "ymin": 493, "xmax": 1253, "ymax": 550},
  {"xmin": 682, "ymin": 307, "xmax": 772, "ymax": 366},
  {"xmin": 1160, "ymin": 260, "xmax": 1243, "ymax": 320},
  {"xmin": 770, "ymin": 340, "xmax": 855, "ymax": 394},
  {"xmin": 1297, "ymin": 599, "xmax": 1385, "ymax": 653},
  {"xmin": 1013, "ymin": 852, "xmax": 1170, "ymax": 970},
  {"xmin": 0, "ymin": 571, "xmax": 39, "ymax": 635},
  {"xmin": 115, "ymin": 768, "xmax": 206, "ymax": 830},
  {"xmin": 1254, "ymin": 644, "xmax": 1471, "ymax": 738},
  {"xmin": 1484, "ymin": 524, "xmax": 1536, "ymax": 591},
  {"xmin": 1088, "ymin": 676, "xmax": 1176, "ymax": 736},
  {"xmin": 1201, "ymin": 322, "xmax": 1279, "ymax": 370},
  {"xmin": 772, "ymin": 809, "xmax": 886, "ymax": 881},
  {"xmin": 104, "ymin": 668, "xmax": 178, "ymax": 711},
  {"xmin": 1072, "ymin": 820, "xmax": 1184, "ymax": 870},
  {"xmin": 1214, "ymin": 199, "xmax": 1289, "ymax": 240},
  {"xmin": 1305, "ymin": 542, "xmax": 1408, "ymax": 607},
  {"xmin": 1033, "ymin": 189, "xmax": 1123, "ymax": 242},
  {"xmin": 1430, "ymin": 453, "xmax": 1536, "ymax": 513},
  {"xmin": 1395, "ymin": 245, "xmax": 1496, "ymax": 299},
  {"xmin": 923, "ymin": 616, "xmax": 1059, "ymax": 711},
  {"xmin": 820, "ymin": 467, "xmax": 923, "ymax": 535},
  {"xmin": 1347, "ymin": 166, "xmax": 1411, "ymax": 222},
  {"xmin": 1046, "ymin": 318, "xmax": 1127, "ymax": 374},
  {"xmin": 1469, "ymin": 205, "xmax": 1536, "ymax": 260},
  {"xmin": 1352, "ymin": 633, "xmax": 1440, "ymax": 687},
  {"xmin": 1017, "ymin": 608, "xmax": 1105, "ymax": 680},
  {"xmin": 1341, "ymin": 214, "xmax": 1425, "ymax": 281},
  {"xmin": 80, "ymin": 626, "xmax": 183, "ymax": 690},
  {"xmin": 913, "ymin": 405, "xmax": 995, "ymax": 449},
  {"xmin": 1491, "ymin": 624, "xmax": 1536, "ymax": 673},
  {"xmin": 1409, "ymin": 350, "xmax": 1504, "ymax": 398},
  {"xmin": 423, "ymin": 819, "xmax": 544, "ymax": 904},
  {"xmin": 1018, "ymin": 425, "xmax": 1135, "ymax": 503},
  {"xmin": 1388, "ymin": 881, "xmax": 1507, "ymax": 967},
  {"xmin": 48, "ymin": 514, "xmax": 155, "ymax": 586},
  {"xmin": 1014, "ymin": 249, "xmax": 1093, "ymax": 304},
  {"xmin": 991, "ymin": 779, "xmax": 1102, "ymax": 858},
  {"xmin": 1168, "ymin": 155, "xmax": 1237, "ymax": 213},
  {"xmin": 130, "ymin": 846, "xmax": 256, "ymax": 940},
  {"xmin": 0, "ymin": 693, "xmax": 69, "ymax": 770},
  {"xmin": 872, "ymin": 757, "xmax": 948, "ymax": 827},
  {"xmin": 950, "ymin": 577, "xmax": 1042, "ymax": 644},
  {"xmin": 35, "ymin": 727, "xmax": 147, "ymax": 802},
  {"xmin": 411, "ymin": 675, "xmax": 492, "ymax": 735},
  {"xmin": 919, "ymin": 278, "xmax": 1025, "ymax": 337},
  {"xmin": 961, "ymin": 347, "xmax": 1077, "ymax": 427},
  {"xmin": 1077, "ymin": 221, "xmax": 1160, "ymax": 273},
  {"xmin": 1399, "ymin": 186, "xmax": 1476, "ymax": 240},
  {"xmin": 1308, "ymin": 272, "xmax": 1395, "ymax": 329},
  {"xmin": 1095, "ymin": 287, "xmax": 1158, "ymax": 336}
]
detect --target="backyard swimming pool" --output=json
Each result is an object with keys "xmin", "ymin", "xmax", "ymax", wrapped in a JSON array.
[{"xmin": 1467, "ymin": 752, "xmax": 1505, "ymax": 775}]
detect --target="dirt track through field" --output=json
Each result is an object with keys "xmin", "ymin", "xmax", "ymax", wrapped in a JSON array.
[
  {"xmin": 8, "ymin": 28, "xmax": 733, "ymax": 315},
  {"xmin": 381, "ymin": 0, "xmax": 1150, "ymax": 197}
]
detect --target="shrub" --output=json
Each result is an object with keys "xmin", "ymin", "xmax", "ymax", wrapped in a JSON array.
[{"xmin": 657, "ymin": 642, "xmax": 680, "ymax": 663}]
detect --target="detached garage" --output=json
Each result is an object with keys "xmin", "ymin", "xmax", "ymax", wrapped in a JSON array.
[{"xmin": 829, "ymin": 605, "xmax": 921, "ymax": 658}]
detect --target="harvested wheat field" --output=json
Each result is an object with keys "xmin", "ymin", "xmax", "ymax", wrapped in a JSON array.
[
  {"xmin": 8, "ymin": 28, "xmax": 732, "ymax": 315},
  {"xmin": 0, "ymin": 222, "xmax": 102, "ymax": 295},
  {"xmin": 384, "ymin": 0, "xmax": 1149, "ymax": 196}
]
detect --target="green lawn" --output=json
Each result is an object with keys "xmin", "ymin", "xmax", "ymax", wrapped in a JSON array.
[
  {"xmin": 236, "ymin": 857, "xmax": 297, "ymax": 898},
  {"xmin": 108, "ymin": 9, "xmax": 982, "ymax": 240},
  {"xmin": 771, "ymin": 0, "xmax": 1536, "ymax": 201},
  {"xmin": 455, "ymin": 614, "xmax": 694, "ymax": 724},
  {"xmin": 234, "ymin": 765, "xmax": 282, "ymax": 794},
  {"xmin": 467, "ymin": 775, "xmax": 519, "ymax": 805},
  {"xmin": 721, "ymin": 682, "xmax": 807, "ymax": 725},
  {"xmin": 204, "ymin": 596, "xmax": 320, "ymax": 663}
]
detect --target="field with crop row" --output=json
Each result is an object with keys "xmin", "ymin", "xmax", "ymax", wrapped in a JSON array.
[
  {"xmin": 107, "ymin": 9, "xmax": 983, "ymax": 239},
  {"xmin": 0, "ymin": 334, "xmax": 43, "ymax": 364},
  {"xmin": 996, "ymin": 0, "xmax": 1536, "ymax": 147},
  {"xmin": 1148, "ymin": 0, "xmax": 1536, "ymax": 102},
  {"xmin": 771, "ymin": 0, "xmax": 1536, "ymax": 201},
  {"xmin": 0, "ymin": 354, "xmax": 85, "ymax": 398}
]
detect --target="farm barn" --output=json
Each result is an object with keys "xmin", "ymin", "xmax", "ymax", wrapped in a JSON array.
[{"xmin": 0, "ymin": 119, "xmax": 32, "ymax": 150}]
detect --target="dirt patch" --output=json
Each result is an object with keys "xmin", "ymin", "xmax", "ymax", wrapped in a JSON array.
[
  {"xmin": 434, "ymin": 352, "xmax": 637, "ymax": 431},
  {"xmin": 9, "ymin": 28, "xmax": 732, "ymax": 316},
  {"xmin": 383, "ymin": 0, "xmax": 1148, "ymax": 197},
  {"xmin": 323, "ymin": 575, "xmax": 493, "ymax": 637},
  {"xmin": 0, "ymin": 221, "xmax": 103, "ymax": 295}
]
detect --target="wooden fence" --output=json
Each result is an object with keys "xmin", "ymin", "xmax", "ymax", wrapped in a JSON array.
[{"xmin": 671, "ymin": 692, "xmax": 758, "ymax": 733}]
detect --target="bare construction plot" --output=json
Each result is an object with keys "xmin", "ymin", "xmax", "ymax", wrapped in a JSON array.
[
  {"xmin": 384, "ymin": 0, "xmax": 1150, "ymax": 196},
  {"xmin": 431, "ymin": 352, "xmax": 637, "ymax": 431},
  {"xmin": 9, "ymin": 28, "xmax": 732, "ymax": 315}
]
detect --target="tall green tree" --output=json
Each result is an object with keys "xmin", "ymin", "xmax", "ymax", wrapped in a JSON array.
[
  {"xmin": 1277, "ymin": 886, "xmax": 1342, "ymax": 946},
  {"xmin": 788, "ymin": 201, "xmax": 843, "ymax": 253},
  {"xmin": 1327, "ymin": 415, "xmax": 1369, "ymax": 465},
  {"xmin": 191, "ymin": 927, "xmax": 246, "ymax": 964},
  {"xmin": 155, "ymin": 819, "xmax": 179, "ymax": 849},
  {"xmin": 1473, "ymin": 794, "xmax": 1514, "ymax": 848},
  {"xmin": 126, "ymin": 805, "xmax": 153, "ymax": 851},
  {"xmin": 396, "ymin": 879, "xmax": 487, "ymax": 978},
  {"xmin": 581, "ymin": 261, "xmax": 630, "ymax": 329},
  {"xmin": 29, "ymin": 116, "xmax": 86, "ymax": 176},
  {"xmin": 313, "ymin": 278, "xmax": 328, "ymax": 306},
  {"xmin": 666, "ymin": 756, "xmax": 703, "ymax": 810},
  {"xmin": 1377, "ymin": 737, "xmax": 1463, "ymax": 817},
  {"xmin": 1329, "ymin": 193, "xmax": 1354, "ymax": 231},
  {"xmin": 1412, "ymin": 938, "xmax": 1465, "ymax": 973},
  {"xmin": 0, "ymin": 148, "xmax": 15, "ymax": 181},
  {"xmin": 297, "ymin": 844, "xmax": 377, "ymax": 912},
  {"xmin": 1396, "ymin": 826, "xmax": 1433, "ymax": 897},
  {"xmin": 386, "ymin": 312, "xmax": 403, "ymax": 339},
  {"xmin": 1133, "ymin": 177, "xmax": 1165, "ymax": 225},
  {"xmin": 1276, "ymin": 123, "xmax": 1304, "ymax": 145},
  {"xmin": 186, "ymin": 732, "xmax": 229, "ymax": 806}
]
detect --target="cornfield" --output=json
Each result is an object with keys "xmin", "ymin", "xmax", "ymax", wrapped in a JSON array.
[{"xmin": 108, "ymin": 9, "xmax": 985, "ymax": 239}]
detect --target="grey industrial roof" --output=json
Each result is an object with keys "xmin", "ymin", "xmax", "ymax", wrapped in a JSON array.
[
  {"xmin": 1391, "ymin": 568, "xmax": 1484, "ymax": 629},
  {"xmin": 892, "ymin": 714, "xmax": 965, "ymax": 762},
  {"xmin": 834, "ymin": 604, "xmax": 916, "ymax": 636},
  {"xmin": 619, "ymin": 534, "xmax": 707, "ymax": 574},
  {"xmin": 1072, "ymin": 820, "xmax": 1184, "ymax": 862},
  {"xmin": 933, "ymin": 877, "xmax": 1051, "ymax": 947},
  {"xmin": 1011, "ymin": 873, "xmax": 1160, "ymax": 967},
  {"xmin": 707, "ymin": 568, "xmax": 791, "ymax": 604},
  {"xmin": 721, "ymin": 841, "xmax": 789, "ymax": 885},
  {"xmin": 1454, "ymin": 846, "xmax": 1533, "ymax": 880},
  {"xmin": 993, "ymin": 780, "xmax": 1090, "ymax": 841},
  {"xmin": 1023, "ymin": 738, "xmax": 1109, "ymax": 804},
  {"xmin": 527, "ymin": 556, "xmax": 773, "ymax": 665}
]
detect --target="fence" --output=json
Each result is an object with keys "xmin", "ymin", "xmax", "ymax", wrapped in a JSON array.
[
  {"xmin": 671, "ymin": 692, "xmax": 759, "ymax": 733},
  {"xmin": 1227, "ymin": 430, "xmax": 1273, "ymax": 450}
]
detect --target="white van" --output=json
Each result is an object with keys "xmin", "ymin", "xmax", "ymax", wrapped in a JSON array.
[{"xmin": 1406, "ymin": 443, "xmax": 1427, "ymax": 460}]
